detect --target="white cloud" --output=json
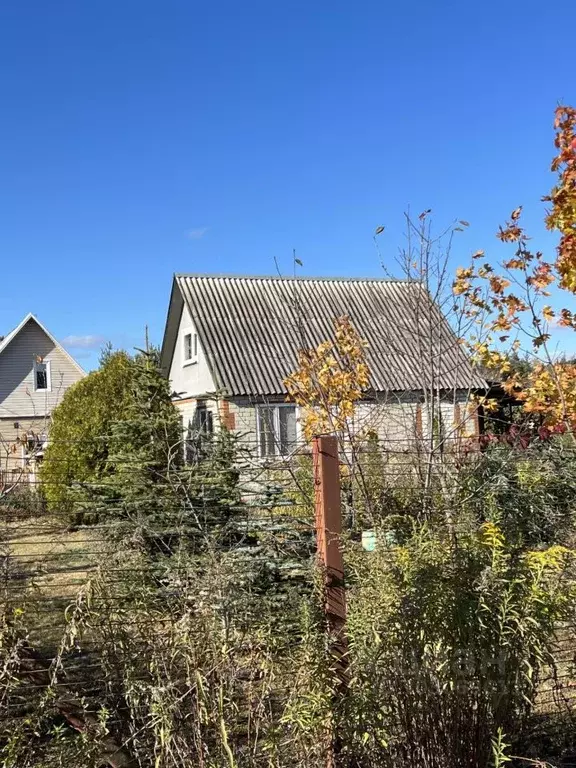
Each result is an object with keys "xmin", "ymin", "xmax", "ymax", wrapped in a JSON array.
[
  {"xmin": 62, "ymin": 334, "xmax": 106, "ymax": 350},
  {"xmin": 186, "ymin": 227, "xmax": 208, "ymax": 240}
]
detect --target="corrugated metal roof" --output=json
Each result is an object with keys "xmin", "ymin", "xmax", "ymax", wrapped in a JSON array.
[{"xmin": 175, "ymin": 274, "xmax": 487, "ymax": 396}]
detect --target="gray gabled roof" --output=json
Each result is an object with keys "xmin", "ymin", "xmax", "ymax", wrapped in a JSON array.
[
  {"xmin": 0, "ymin": 313, "xmax": 86, "ymax": 376},
  {"xmin": 162, "ymin": 274, "xmax": 487, "ymax": 397}
]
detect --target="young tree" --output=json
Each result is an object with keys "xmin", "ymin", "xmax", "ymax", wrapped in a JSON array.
[
  {"xmin": 40, "ymin": 349, "xmax": 137, "ymax": 522},
  {"xmin": 454, "ymin": 106, "xmax": 576, "ymax": 432},
  {"xmin": 284, "ymin": 315, "xmax": 370, "ymax": 441},
  {"xmin": 95, "ymin": 348, "xmax": 187, "ymax": 546}
]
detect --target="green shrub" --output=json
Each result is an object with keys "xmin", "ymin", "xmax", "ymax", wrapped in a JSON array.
[
  {"xmin": 457, "ymin": 440, "xmax": 576, "ymax": 547},
  {"xmin": 0, "ymin": 485, "xmax": 45, "ymax": 520},
  {"xmin": 40, "ymin": 350, "xmax": 134, "ymax": 523},
  {"xmin": 343, "ymin": 520, "xmax": 575, "ymax": 767}
]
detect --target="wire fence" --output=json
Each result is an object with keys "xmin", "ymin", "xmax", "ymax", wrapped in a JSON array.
[{"xmin": 2, "ymin": 428, "xmax": 576, "ymax": 766}]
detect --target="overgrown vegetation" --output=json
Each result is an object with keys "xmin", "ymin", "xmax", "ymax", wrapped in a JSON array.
[
  {"xmin": 3, "ymin": 103, "xmax": 576, "ymax": 767},
  {"xmin": 40, "ymin": 347, "xmax": 180, "ymax": 527},
  {"xmin": 6, "ymin": 430, "xmax": 576, "ymax": 767},
  {"xmin": 40, "ymin": 347, "xmax": 135, "ymax": 522},
  {"xmin": 344, "ymin": 517, "xmax": 575, "ymax": 767}
]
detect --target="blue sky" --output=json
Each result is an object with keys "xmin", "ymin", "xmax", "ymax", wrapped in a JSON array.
[{"xmin": 1, "ymin": 0, "xmax": 575, "ymax": 369}]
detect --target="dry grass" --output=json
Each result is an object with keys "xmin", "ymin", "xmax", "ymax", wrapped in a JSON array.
[
  {"xmin": 1, "ymin": 513, "xmax": 105, "ymax": 646},
  {"xmin": 3, "ymin": 516, "xmax": 102, "ymax": 594}
]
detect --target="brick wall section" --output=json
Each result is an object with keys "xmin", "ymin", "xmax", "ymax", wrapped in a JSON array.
[
  {"xmin": 415, "ymin": 403, "xmax": 423, "ymax": 439},
  {"xmin": 219, "ymin": 400, "xmax": 236, "ymax": 430},
  {"xmin": 465, "ymin": 402, "xmax": 480, "ymax": 438},
  {"xmin": 229, "ymin": 399, "xmax": 258, "ymax": 453},
  {"xmin": 173, "ymin": 392, "xmax": 477, "ymax": 458}
]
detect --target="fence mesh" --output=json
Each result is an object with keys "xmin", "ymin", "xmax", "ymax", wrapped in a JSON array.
[{"xmin": 2, "ymin": 429, "xmax": 576, "ymax": 766}]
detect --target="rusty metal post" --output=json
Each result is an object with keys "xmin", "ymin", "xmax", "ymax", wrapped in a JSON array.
[
  {"xmin": 313, "ymin": 435, "xmax": 346, "ymax": 638},
  {"xmin": 313, "ymin": 435, "xmax": 346, "ymax": 768}
]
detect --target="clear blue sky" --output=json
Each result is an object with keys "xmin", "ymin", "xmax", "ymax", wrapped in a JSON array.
[{"xmin": 1, "ymin": 0, "xmax": 574, "ymax": 369}]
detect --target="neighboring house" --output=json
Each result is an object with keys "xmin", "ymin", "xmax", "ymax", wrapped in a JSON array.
[
  {"xmin": 0, "ymin": 314, "xmax": 85, "ymax": 485},
  {"xmin": 160, "ymin": 274, "xmax": 488, "ymax": 459}
]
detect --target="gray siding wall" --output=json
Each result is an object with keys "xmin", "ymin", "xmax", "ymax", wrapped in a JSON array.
[
  {"xmin": 0, "ymin": 415, "xmax": 46, "ymax": 479},
  {"xmin": 0, "ymin": 319, "xmax": 84, "ymax": 420}
]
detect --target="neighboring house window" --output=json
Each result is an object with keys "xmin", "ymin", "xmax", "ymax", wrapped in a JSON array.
[
  {"xmin": 183, "ymin": 331, "xmax": 198, "ymax": 364},
  {"xmin": 34, "ymin": 359, "xmax": 51, "ymax": 391},
  {"xmin": 257, "ymin": 405, "xmax": 297, "ymax": 458}
]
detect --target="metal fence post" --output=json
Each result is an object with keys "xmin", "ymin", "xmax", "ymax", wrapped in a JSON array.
[
  {"xmin": 313, "ymin": 435, "xmax": 347, "ymax": 767},
  {"xmin": 313, "ymin": 434, "xmax": 346, "ymax": 639}
]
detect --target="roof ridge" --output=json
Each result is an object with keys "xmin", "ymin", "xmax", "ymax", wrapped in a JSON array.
[
  {"xmin": 168, "ymin": 272, "xmax": 487, "ymax": 396},
  {"xmin": 175, "ymin": 273, "xmax": 416, "ymax": 283},
  {"xmin": 0, "ymin": 313, "xmax": 86, "ymax": 376}
]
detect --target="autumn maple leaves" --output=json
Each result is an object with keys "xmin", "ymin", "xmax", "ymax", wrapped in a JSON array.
[{"xmin": 455, "ymin": 105, "xmax": 576, "ymax": 430}]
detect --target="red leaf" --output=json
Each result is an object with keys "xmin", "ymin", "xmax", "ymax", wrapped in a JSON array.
[{"xmin": 538, "ymin": 426, "xmax": 551, "ymax": 441}]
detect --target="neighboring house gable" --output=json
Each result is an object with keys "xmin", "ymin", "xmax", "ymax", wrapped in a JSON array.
[
  {"xmin": 0, "ymin": 314, "xmax": 86, "ymax": 485},
  {"xmin": 0, "ymin": 313, "xmax": 85, "ymax": 421}
]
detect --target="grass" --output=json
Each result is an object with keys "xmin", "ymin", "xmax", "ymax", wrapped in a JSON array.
[{"xmin": 1, "ymin": 512, "xmax": 106, "ymax": 646}]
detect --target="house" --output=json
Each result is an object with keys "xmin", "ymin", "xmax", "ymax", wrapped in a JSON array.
[
  {"xmin": 0, "ymin": 314, "xmax": 85, "ymax": 485},
  {"xmin": 160, "ymin": 274, "xmax": 488, "ymax": 458}
]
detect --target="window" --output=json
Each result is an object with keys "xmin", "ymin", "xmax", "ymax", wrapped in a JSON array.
[
  {"xmin": 34, "ymin": 359, "xmax": 51, "ymax": 391},
  {"xmin": 185, "ymin": 403, "xmax": 214, "ymax": 463},
  {"xmin": 193, "ymin": 403, "xmax": 214, "ymax": 436},
  {"xmin": 183, "ymin": 331, "xmax": 198, "ymax": 364},
  {"xmin": 257, "ymin": 405, "xmax": 297, "ymax": 458}
]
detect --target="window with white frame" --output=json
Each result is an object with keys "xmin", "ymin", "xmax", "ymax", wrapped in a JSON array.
[
  {"xmin": 183, "ymin": 331, "xmax": 198, "ymax": 364},
  {"xmin": 257, "ymin": 404, "xmax": 297, "ymax": 458},
  {"xmin": 34, "ymin": 359, "xmax": 51, "ymax": 391}
]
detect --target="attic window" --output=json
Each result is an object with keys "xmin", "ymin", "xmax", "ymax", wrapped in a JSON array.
[
  {"xmin": 34, "ymin": 359, "xmax": 51, "ymax": 392},
  {"xmin": 183, "ymin": 331, "xmax": 198, "ymax": 365}
]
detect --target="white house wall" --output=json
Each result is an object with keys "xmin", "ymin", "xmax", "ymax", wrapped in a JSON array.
[
  {"xmin": 354, "ymin": 391, "xmax": 472, "ymax": 447},
  {"xmin": 168, "ymin": 303, "xmax": 216, "ymax": 399}
]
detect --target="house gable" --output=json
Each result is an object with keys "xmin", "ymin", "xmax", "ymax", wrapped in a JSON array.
[
  {"xmin": 0, "ymin": 315, "xmax": 85, "ymax": 420},
  {"xmin": 165, "ymin": 291, "xmax": 217, "ymax": 400}
]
